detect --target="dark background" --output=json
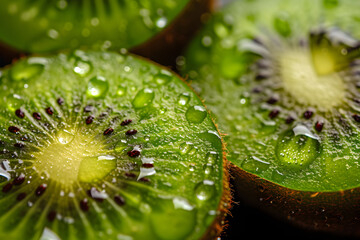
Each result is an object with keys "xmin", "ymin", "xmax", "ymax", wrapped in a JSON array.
[{"xmin": 220, "ymin": 179, "xmax": 358, "ymax": 240}]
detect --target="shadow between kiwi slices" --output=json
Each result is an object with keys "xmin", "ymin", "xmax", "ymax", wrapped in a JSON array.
[
  {"xmin": 181, "ymin": 0, "xmax": 360, "ymax": 237},
  {"xmin": 0, "ymin": 50, "xmax": 230, "ymax": 240}
]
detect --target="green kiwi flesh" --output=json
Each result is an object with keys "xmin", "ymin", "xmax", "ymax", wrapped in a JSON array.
[
  {"xmin": 181, "ymin": 0, "xmax": 360, "ymax": 236},
  {"xmin": 0, "ymin": 0, "xmax": 190, "ymax": 53},
  {"xmin": 0, "ymin": 50, "xmax": 227, "ymax": 239}
]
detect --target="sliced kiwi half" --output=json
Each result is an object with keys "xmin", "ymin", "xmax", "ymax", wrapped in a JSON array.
[
  {"xmin": 0, "ymin": 0, "xmax": 213, "ymax": 61},
  {"xmin": 181, "ymin": 0, "xmax": 360, "ymax": 236},
  {"xmin": 0, "ymin": 50, "xmax": 229, "ymax": 239}
]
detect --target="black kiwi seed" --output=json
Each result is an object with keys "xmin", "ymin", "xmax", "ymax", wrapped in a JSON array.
[
  {"xmin": 85, "ymin": 115, "xmax": 94, "ymax": 125},
  {"xmin": 32, "ymin": 112, "xmax": 41, "ymax": 120},
  {"xmin": 80, "ymin": 199, "xmax": 89, "ymax": 212},
  {"xmin": 103, "ymin": 127, "xmax": 114, "ymax": 136},
  {"xmin": 15, "ymin": 109, "xmax": 25, "ymax": 118},
  {"xmin": 2, "ymin": 183, "xmax": 12, "ymax": 193},
  {"xmin": 0, "ymin": 51, "xmax": 228, "ymax": 240},
  {"xmin": 16, "ymin": 192, "xmax": 27, "ymax": 201},
  {"xmin": 121, "ymin": 119, "xmax": 132, "ymax": 126},
  {"xmin": 8, "ymin": 126, "xmax": 20, "ymax": 133},
  {"xmin": 57, "ymin": 97, "xmax": 64, "ymax": 105},
  {"xmin": 35, "ymin": 184, "xmax": 47, "ymax": 196},
  {"xmin": 126, "ymin": 129, "xmax": 138, "ymax": 136},
  {"xmin": 13, "ymin": 173, "xmax": 25, "ymax": 185},
  {"xmin": 45, "ymin": 107, "xmax": 54, "ymax": 115}
]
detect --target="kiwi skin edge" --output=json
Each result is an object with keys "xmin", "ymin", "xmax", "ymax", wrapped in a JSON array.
[
  {"xmin": 131, "ymin": 0, "xmax": 215, "ymax": 70},
  {"xmin": 231, "ymin": 164, "xmax": 360, "ymax": 238}
]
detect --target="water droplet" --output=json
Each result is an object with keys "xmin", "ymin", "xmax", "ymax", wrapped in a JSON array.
[
  {"xmin": 323, "ymin": 0, "xmax": 339, "ymax": 9},
  {"xmin": 154, "ymin": 70, "xmax": 172, "ymax": 85},
  {"xmin": 204, "ymin": 163, "xmax": 214, "ymax": 175},
  {"xmin": 87, "ymin": 76, "xmax": 109, "ymax": 98},
  {"xmin": 40, "ymin": 227, "xmax": 61, "ymax": 240},
  {"xmin": 185, "ymin": 106, "xmax": 207, "ymax": 124},
  {"xmin": 10, "ymin": 60, "xmax": 44, "ymax": 81},
  {"xmin": 205, "ymin": 151, "xmax": 219, "ymax": 164},
  {"xmin": 56, "ymin": 130, "xmax": 75, "ymax": 144},
  {"xmin": 137, "ymin": 166, "xmax": 156, "ymax": 181},
  {"xmin": 117, "ymin": 86, "xmax": 126, "ymax": 96},
  {"xmin": 132, "ymin": 88, "xmax": 155, "ymax": 108},
  {"xmin": 178, "ymin": 93, "xmax": 190, "ymax": 106},
  {"xmin": 47, "ymin": 29, "xmax": 59, "ymax": 39},
  {"xmin": 275, "ymin": 128, "xmax": 321, "ymax": 168},
  {"xmin": 73, "ymin": 59, "xmax": 93, "ymax": 77},
  {"xmin": 179, "ymin": 142, "xmax": 193, "ymax": 155},
  {"xmin": 56, "ymin": 0, "xmax": 68, "ymax": 10},
  {"xmin": 274, "ymin": 12, "xmax": 292, "ymax": 37},
  {"xmin": 202, "ymin": 36, "xmax": 213, "ymax": 47},
  {"xmin": 195, "ymin": 180, "xmax": 215, "ymax": 201},
  {"xmin": 6, "ymin": 94, "xmax": 23, "ymax": 111},
  {"xmin": 150, "ymin": 197, "xmax": 196, "ymax": 240},
  {"xmin": 114, "ymin": 140, "xmax": 128, "ymax": 153},
  {"xmin": 155, "ymin": 17, "xmax": 167, "ymax": 28},
  {"xmin": 241, "ymin": 156, "xmax": 270, "ymax": 173}
]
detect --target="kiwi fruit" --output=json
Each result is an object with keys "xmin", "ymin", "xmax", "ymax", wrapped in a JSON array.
[
  {"xmin": 0, "ymin": 50, "xmax": 229, "ymax": 239},
  {"xmin": 0, "ymin": 0, "xmax": 214, "ymax": 67},
  {"xmin": 181, "ymin": 0, "xmax": 360, "ymax": 237}
]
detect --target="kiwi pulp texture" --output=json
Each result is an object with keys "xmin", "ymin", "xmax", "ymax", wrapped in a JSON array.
[
  {"xmin": 0, "ymin": 51, "xmax": 226, "ymax": 239},
  {"xmin": 0, "ymin": 0, "xmax": 190, "ymax": 53},
  {"xmin": 182, "ymin": 0, "xmax": 360, "ymax": 192}
]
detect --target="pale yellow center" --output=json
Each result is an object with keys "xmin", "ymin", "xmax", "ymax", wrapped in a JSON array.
[
  {"xmin": 33, "ymin": 130, "xmax": 116, "ymax": 185},
  {"xmin": 280, "ymin": 49, "xmax": 345, "ymax": 111}
]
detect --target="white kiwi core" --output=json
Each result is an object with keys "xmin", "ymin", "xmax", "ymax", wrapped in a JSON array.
[
  {"xmin": 280, "ymin": 48, "xmax": 346, "ymax": 111},
  {"xmin": 32, "ymin": 130, "xmax": 116, "ymax": 185}
]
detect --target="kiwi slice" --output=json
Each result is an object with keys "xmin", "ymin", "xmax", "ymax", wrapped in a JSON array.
[
  {"xmin": 0, "ymin": 50, "xmax": 229, "ymax": 239},
  {"xmin": 181, "ymin": 0, "xmax": 360, "ymax": 236},
  {"xmin": 0, "ymin": 0, "xmax": 212, "ymax": 58}
]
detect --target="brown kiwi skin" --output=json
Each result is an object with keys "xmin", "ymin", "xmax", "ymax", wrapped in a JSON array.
[
  {"xmin": 131, "ymin": 0, "xmax": 215, "ymax": 70},
  {"xmin": 201, "ymin": 128, "xmax": 232, "ymax": 240},
  {"xmin": 231, "ymin": 164, "xmax": 360, "ymax": 238}
]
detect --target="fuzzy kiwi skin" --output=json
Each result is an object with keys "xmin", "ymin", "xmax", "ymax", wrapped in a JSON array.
[{"xmin": 231, "ymin": 164, "xmax": 360, "ymax": 238}]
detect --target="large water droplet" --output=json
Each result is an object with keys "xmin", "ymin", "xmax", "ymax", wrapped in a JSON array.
[
  {"xmin": 73, "ymin": 59, "xmax": 93, "ymax": 77},
  {"xmin": 132, "ymin": 88, "xmax": 155, "ymax": 108},
  {"xmin": 241, "ymin": 156, "xmax": 270, "ymax": 173},
  {"xmin": 56, "ymin": 130, "xmax": 75, "ymax": 145},
  {"xmin": 114, "ymin": 140, "xmax": 128, "ymax": 153},
  {"xmin": 186, "ymin": 106, "xmax": 207, "ymax": 124},
  {"xmin": 275, "ymin": 127, "xmax": 321, "ymax": 168},
  {"xmin": 6, "ymin": 94, "xmax": 23, "ymax": 111},
  {"xmin": 10, "ymin": 60, "xmax": 45, "ymax": 81},
  {"xmin": 87, "ymin": 76, "xmax": 109, "ymax": 98},
  {"xmin": 274, "ymin": 12, "xmax": 292, "ymax": 37},
  {"xmin": 195, "ymin": 180, "xmax": 216, "ymax": 201},
  {"xmin": 150, "ymin": 197, "xmax": 196, "ymax": 240},
  {"xmin": 178, "ymin": 93, "xmax": 190, "ymax": 106},
  {"xmin": 154, "ymin": 70, "xmax": 172, "ymax": 85},
  {"xmin": 179, "ymin": 142, "xmax": 194, "ymax": 155}
]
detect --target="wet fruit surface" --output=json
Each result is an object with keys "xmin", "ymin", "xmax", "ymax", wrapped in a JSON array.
[
  {"xmin": 0, "ymin": 51, "xmax": 225, "ymax": 239},
  {"xmin": 181, "ymin": 0, "xmax": 360, "ymax": 192},
  {"xmin": 0, "ymin": 0, "xmax": 189, "ymax": 53}
]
